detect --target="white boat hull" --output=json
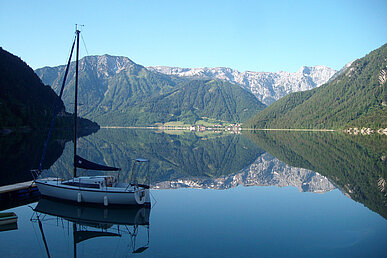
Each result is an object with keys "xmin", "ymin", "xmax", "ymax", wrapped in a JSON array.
[{"xmin": 36, "ymin": 180, "xmax": 150, "ymax": 206}]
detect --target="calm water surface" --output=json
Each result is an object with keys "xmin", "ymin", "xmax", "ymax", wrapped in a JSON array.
[{"xmin": 0, "ymin": 129, "xmax": 386, "ymax": 257}]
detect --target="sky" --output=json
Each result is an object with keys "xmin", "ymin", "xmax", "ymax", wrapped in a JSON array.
[{"xmin": 0, "ymin": 0, "xmax": 386, "ymax": 73}]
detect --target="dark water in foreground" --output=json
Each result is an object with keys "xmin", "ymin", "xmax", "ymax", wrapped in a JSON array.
[{"xmin": 0, "ymin": 129, "xmax": 386, "ymax": 257}]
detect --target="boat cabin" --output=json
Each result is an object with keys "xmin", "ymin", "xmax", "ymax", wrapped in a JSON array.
[{"xmin": 62, "ymin": 176, "xmax": 117, "ymax": 189}]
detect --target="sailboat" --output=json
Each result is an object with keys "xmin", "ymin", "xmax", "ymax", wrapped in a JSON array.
[{"xmin": 34, "ymin": 27, "xmax": 150, "ymax": 206}]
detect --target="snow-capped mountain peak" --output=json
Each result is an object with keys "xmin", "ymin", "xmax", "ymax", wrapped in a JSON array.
[{"xmin": 147, "ymin": 65, "xmax": 337, "ymax": 105}]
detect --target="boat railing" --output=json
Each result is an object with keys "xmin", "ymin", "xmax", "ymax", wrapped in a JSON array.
[{"xmin": 30, "ymin": 170, "xmax": 64, "ymax": 187}]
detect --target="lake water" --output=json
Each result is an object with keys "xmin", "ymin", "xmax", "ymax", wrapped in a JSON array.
[{"xmin": 0, "ymin": 129, "xmax": 386, "ymax": 257}]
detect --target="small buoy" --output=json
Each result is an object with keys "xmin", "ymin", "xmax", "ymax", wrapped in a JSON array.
[
  {"xmin": 104, "ymin": 195, "xmax": 108, "ymax": 206},
  {"xmin": 77, "ymin": 192, "xmax": 82, "ymax": 203}
]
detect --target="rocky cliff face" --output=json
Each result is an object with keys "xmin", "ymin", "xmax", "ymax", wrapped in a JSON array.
[
  {"xmin": 147, "ymin": 65, "xmax": 337, "ymax": 105},
  {"xmin": 37, "ymin": 54, "xmax": 139, "ymax": 86},
  {"xmin": 80, "ymin": 54, "xmax": 138, "ymax": 78},
  {"xmin": 153, "ymin": 153, "xmax": 336, "ymax": 193}
]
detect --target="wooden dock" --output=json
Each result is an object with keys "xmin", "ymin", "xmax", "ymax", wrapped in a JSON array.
[
  {"xmin": 0, "ymin": 181, "xmax": 35, "ymax": 194},
  {"xmin": 0, "ymin": 181, "xmax": 40, "ymax": 211}
]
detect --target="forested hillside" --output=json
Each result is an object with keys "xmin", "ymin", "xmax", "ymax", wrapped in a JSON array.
[
  {"xmin": 144, "ymin": 79, "xmax": 265, "ymax": 124},
  {"xmin": 0, "ymin": 47, "xmax": 65, "ymax": 129},
  {"xmin": 95, "ymin": 79, "xmax": 265, "ymax": 126},
  {"xmin": 0, "ymin": 47, "xmax": 99, "ymax": 131}
]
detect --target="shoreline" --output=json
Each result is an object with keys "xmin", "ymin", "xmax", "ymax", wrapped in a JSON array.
[
  {"xmin": 241, "ymin": 128, "xmax": 336, "ymax": 132},
  {"xmin": 100, "ymin": 126, "xmax": 336, "ymax": 132},
  {"xmin": 98, "ymin": 126, "xmax": 386, "ymax": 135},
  {"xmin": 100, "ymin": 126, "xmax": 158, "ymax": 129}
]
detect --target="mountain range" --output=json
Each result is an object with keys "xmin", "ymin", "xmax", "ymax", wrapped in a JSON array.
[
  {"xmin": 148, "ymin": 65, "xmax": 337, "ymax": 105},
  {"xmin": 35, "ymin": 55, "xmax": 265, "ymax": 126},
  {"xmin": 13, "ymin": 44, "xmax": 384, "ymax": 130},
  {"xmin": 245, "ymin": 43, "xmax": 387, "ymax": 129}
]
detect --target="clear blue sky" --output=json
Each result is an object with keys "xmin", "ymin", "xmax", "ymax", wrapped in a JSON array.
[{"xmin": 1, "ymin": 0, "xmax": 386, "ymax": 72}]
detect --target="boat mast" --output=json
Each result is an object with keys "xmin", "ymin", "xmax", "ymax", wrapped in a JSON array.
[{"xmin": 74, "ymin": 27, "xmax": 80, "ymax": 178}]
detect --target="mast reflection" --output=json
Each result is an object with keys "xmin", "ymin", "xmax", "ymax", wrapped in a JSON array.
[{"xmin": 31, "ymin": 198, "xmax": 150, "ymax": 257}]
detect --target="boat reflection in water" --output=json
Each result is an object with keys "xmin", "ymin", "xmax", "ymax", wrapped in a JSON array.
[{"xmin": 31, "ymin": 198, "xmax": 150, "ymax": 257}]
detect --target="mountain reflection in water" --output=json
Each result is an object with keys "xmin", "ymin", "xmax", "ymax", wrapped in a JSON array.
[
  {"xmin": 246, "ymin": 130, "xmax": 387, "ymax": 219},
  {"xmin": 153, "ymin": 152, "xmax": 335, "ymax": 193},
  {"xmin": 42, "ymin": 129, "xmax": 265, "ymax": 185},
  {"xmin": 0, "ymin": 129, "xmax": 386, "ymax": 257},
  {"xmin": 1, "ymin": 128, "xmax": 385, "ymax": 219}
]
